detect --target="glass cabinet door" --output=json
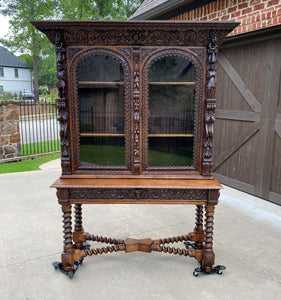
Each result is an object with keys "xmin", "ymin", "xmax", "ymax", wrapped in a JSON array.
[
  {"xmin": 147, "ymin": 55, "xmax": 196, "ymax": 168},
  {"xmin": 77, "ymin": 55, "xmax": 125, "ymax": 167}
]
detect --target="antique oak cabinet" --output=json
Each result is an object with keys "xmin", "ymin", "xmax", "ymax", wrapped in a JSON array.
[{"xmin": 32, "ymin": 20, "xmax": 238, "ymax": 278}]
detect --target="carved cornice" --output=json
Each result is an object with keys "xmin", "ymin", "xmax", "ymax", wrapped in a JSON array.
[{"xmin": 32, "ymin": 21, "xmax": 239, "ymax": 47}]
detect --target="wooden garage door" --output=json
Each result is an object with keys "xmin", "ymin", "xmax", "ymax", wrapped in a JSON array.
[{"xmin": 213, "ymin": 36, "xmax": 281, "ymax": 205}]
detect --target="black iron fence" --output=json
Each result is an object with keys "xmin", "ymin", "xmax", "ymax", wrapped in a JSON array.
[{"xmin": 19, "ymin": 99, "xmax": 60, "ymax": 156}]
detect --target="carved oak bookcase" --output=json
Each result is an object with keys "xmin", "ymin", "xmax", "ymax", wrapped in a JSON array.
[{"xmin": 32, "ymin": 20, "xmax": 238, "ymax": 278}]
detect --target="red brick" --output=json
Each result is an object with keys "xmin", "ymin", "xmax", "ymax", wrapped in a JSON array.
[
  {"xmin": 273, "ymin": 17, "xmax": 278, "ymax": 24},
  {"xmin": 231, "ymin": 11, "xmax": 241, "ymax": 18},
  {"xmin": 239, "ymin": 3, "xmax": 248, "ymax": 9},
  {"xmin": 251, "ymin": 16, "xmax": 256, "ymax": 22},
  {"xmin": 250, "ymin": 0, "xmax": 260, "ymax": 5},
  {"xmin": 279, "ymin": 16, "xmax": 281, "ymax": 23},
  {"xmin": 222, "ymin": 15, "xmax": 230, "ymax": 20},
  {"xmin": 272, "ymin": 10, "xmax": 277, "ymax": 17},
  {"xmin": 209, "ymin": 12, "xmax": 217, "ymax": 19},
  {"xmin": 256, "ymin": 14, "xmax": 261, "ymax": 21},
  {"xmin": 252, "ymin": 23, "xmax": 257, "ymax": 30},
  {"xmin": 267, "ymin": 12, "xmax": 272, "ymax": 18},
  {"xmin": 228, "ymin": 6, "xmax": 237, "ymax": 13},
  {"xmin": 267, "ymin": 0, "xmax": 279, "ymax": 7},
  {"xmin": 278, "ymin": 9, "xmax": 281, "ymax": 16},
  {"xmin": 254, "ymin": 3, "xmax": 265, "ymax": 11},
  {"xmin": 205, "ymin": 4, "xmax": 209, "ymax": 15},
  {"xmin": 242, "ymin": 8, "xmax": 253, "ymax": 15},
  {"xmin": 261, "ymin": 13, "xmax": 267, "ymax": 19}
]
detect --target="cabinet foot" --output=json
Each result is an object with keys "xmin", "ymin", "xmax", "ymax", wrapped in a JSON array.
[
  {"xmin": 52, "ymin": 259, "xmax": 84, "ymax": 279},
  {"xmin": 193, "ymin": 260, "xmax": 226, "ymax": 277}
]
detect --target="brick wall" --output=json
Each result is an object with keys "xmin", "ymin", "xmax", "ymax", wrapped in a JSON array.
[
  {"xmin": 0, "ymin": 100, "xmax": 21, "ymax": 160},
  {"xmin": 171, "ymin": 0, "xmax": 281, "ymax": 36}
]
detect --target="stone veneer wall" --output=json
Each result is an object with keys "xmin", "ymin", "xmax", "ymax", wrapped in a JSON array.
[{"xmin": 0, "ymin": 100, "xmax": 21, "ymax": 160}]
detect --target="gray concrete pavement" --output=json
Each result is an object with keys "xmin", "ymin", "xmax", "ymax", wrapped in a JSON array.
[{"xmin": 0, "ymin": 162, "xmax": 281, "ymax": 299}]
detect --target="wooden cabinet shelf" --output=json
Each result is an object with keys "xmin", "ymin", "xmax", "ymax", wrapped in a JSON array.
[
  {"xmin": 149, "ymin": 82, "xmax": 195, "ymax": 85},
  {"xmin": 80, "ymin": 133, "xmax": 125, "ymax": 137},
  {"xmin": 80, "ymin": 133, "xmax": 194, "ymax": 137},
  {"xmin": 148, "ymin": 133, "xmax": 194, "ymax": 137},
  {"xmin": 78, "ymin": 81, "xmax": 124, "ymax": 85}
]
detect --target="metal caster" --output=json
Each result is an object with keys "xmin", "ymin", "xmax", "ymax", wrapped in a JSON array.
[{"xmin": 193, "ymin": 261, "xmax": 226, "ymax": 277}]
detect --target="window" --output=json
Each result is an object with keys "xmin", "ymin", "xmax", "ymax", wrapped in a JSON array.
[
  {"xmin": 0, "ymin": 86, "xmax": 3, "ymax": 92},
  {"xmin": 0, "ymin": 68, "xmax": 4, "ymax": 77},
  {"xmin": 14, "ymin": 68, "xmax": 19, "ymax": 78}
]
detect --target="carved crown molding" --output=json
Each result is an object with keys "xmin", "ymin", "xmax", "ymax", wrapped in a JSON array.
[{"xmin": 32, "ymin": 21, "xmax": 239, "ymax": 47}]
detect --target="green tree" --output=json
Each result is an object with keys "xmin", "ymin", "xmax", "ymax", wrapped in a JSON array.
[
  {"xmin": 58, "ymin": 0, "xmax": 142, "ymax": 20},
  {"xmin": 0, "ymin": 0, "xmax": 56, "ymax": 101},
  {"xmin": 1, "ymin": 0, "xmax": 143, "ymax": 98}
]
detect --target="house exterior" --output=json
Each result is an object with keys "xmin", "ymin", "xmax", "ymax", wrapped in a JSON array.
[
  {"xmin": 0, "ymin": 46, "xmax": 32, "ymax": 94},
  {"xmin": 130, "ymin": 0, "xmax": 281, "ymax": 205}
]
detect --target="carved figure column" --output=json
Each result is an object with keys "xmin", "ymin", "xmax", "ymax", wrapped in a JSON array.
[
  {"xmin": 202, "ymin": 30, "xmax": 218, "ymax": 176},
  {"xmin": 55, "ymin": 30, "xmax": 71, "ymax": 175}
]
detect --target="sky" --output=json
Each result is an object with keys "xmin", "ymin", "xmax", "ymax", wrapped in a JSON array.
[{"xmin": 0, "ymin": 14, "xmax": 11, "ymax": 39}]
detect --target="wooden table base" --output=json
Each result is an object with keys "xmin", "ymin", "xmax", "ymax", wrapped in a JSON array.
[{"xmin": 52, "ymin": 203, "xmax": 226, "ymax": 279}]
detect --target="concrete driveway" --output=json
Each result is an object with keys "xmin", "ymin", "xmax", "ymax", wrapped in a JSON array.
[{"xmin": 0, "ymin": 161, "xmax": 281, "ymax": 299}]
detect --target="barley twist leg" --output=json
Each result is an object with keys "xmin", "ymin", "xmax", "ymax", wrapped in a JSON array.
[
  {"xmin": 74, "ymin": 204, "xmax": 84, "ymax": 249},
  {"xmin": 202, "ymin": 204, "xmax": 215, "ymax": 273},
  {"xmin": 194, "ymin": 205, "xmax": 204, "ymax": 249},
  {"xmin": 61, "ymin": 204, "xmax": 74, "ymax": 273}
]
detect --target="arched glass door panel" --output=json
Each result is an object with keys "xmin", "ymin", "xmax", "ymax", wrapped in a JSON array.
[
  {"xmin": 147, "ymin": 56, "xmax": 196, "ymax": 167},
  {"xmin": 77, "ymin": 55, "xmax": 125, "ymax": 166}
]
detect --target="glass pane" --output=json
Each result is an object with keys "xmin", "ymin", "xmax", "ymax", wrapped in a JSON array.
[
  {"xmin": 148, "ymin": 56, "xmax": 195, "ymax": 167},
  {"xmin": 77, "ymin": 55, "xmax": 125, "ymax": 166}
]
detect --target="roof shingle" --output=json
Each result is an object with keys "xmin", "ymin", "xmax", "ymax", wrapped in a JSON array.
[
  {"xmin": 0, "ymin": 46, "xmax": 29, "ymax": 68},
  {"xmin": 130, "ymin": 0, "xmax": 169, "ymax": 19}
]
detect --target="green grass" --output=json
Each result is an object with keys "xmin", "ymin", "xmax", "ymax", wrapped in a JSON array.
[
  {"xmin": 21, "ymin": 139, "xmax": 60, "ymax": 155},
  {"xmin": 148, "ymin": 149, "xmax": 193, "ymax": 166},
  {"xmin": 80, "ymin": 145, "xmax": 126, "ymax": 166},
  {"xmin": 0, "ymin": 153, "xmax": 60, "ymax": 174},
  {"xmin": 80, "ymin": 144, "xmax": 193, "ymax": 167}
]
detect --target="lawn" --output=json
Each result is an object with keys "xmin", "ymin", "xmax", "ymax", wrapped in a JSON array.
[
  {"xmin": 0, "ymin": 153, "xmax": 60, "ymax": 174},
  {"xmin": 80, "ymin": 144, "xmax": 193, "ymax": 166},
  {"xmin": 21, "ymin": 139, "xmax": 60, "ymax": 155}
]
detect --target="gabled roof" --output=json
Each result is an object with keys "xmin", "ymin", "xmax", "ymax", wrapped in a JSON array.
[
  {"xmin": 129, "ymin": 0, "xmax": 193, "ymax": 20},
  {"xmin": 0, "ymin": 46, "xmax": 29, "ymax": 69},
  {"xmin": 129, "ymin": 0, "xmax": 215, "ymax": 20}
]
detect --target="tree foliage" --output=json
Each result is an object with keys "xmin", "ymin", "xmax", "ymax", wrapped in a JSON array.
[
  {"xmin": 1, "ymin": 0, "xmax": 57, "ymax": 99},
  {"xmin": 0, "ymin": 0, "xmax": 143, "ymax": 94},
  {"xmin": 58, "ymin": 0, "xmax": 141, "ymax": 20}
]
